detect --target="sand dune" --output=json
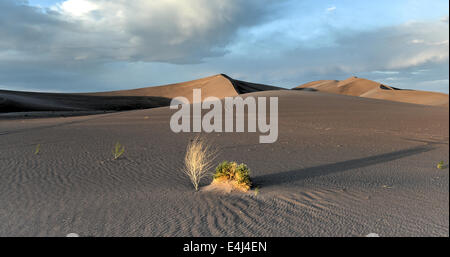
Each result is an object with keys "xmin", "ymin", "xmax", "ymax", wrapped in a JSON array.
[
  {"xmin": 0, "ymin": 90, "xmax": 447, "ymax": 236},
  {"xmin": 2, "ymin": 74, "xmax": 446, "ymax": 114},
  {"xmin": 295, "ymin": 76, "xmax": 449, "ymax": 107},
  {"xmin": 0, "ymin": 90, "xmax": 171, "ymax": 113},
  {"xmin": 0, "ymin": 74, "xmax": 281, "ymax": 114},
  {"xmin": 86, "ymin": 74, "xmax": 282, "ymax": 102}
]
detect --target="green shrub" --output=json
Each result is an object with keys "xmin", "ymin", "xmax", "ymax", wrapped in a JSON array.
[
  {"xmin": 437, "ymin": 161, "xmax": 447, "ymax": 170},
  {"xmin": 113, "ymin": 142, "xmax": 125, "ymax": 160},
  {"xmin": 34, "ymin": 144, "xmax": 41, "ymax": 155},
  {"xmin": 213, "ymin": 161, "xmax": 252, "ymax": 191}
]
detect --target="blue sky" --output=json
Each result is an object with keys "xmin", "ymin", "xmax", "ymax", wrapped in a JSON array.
[
  {"xmin": 1, "ymin": 0, "xmax": 448, "ymax": 93},
  {"xmin": 28, "ymin": 0, "xmax": 60, "ymax": 6}
]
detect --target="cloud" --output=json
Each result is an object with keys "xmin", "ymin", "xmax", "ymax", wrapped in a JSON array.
[
  {"xmin": 0, "ymin": 0, "xmax": 281, "ymax": 65},
  {"xmin": 372, "ymin": 71, "xmax": 400, "ymax": 75},
  {"xmin": 284, "ymin": 18, "xmax": 449, "ymax": 73},
  {"xmin": 410, "ymin": 38, "xmax": 449, "ymax": 46},
  {"xmin": 326, "ymin": 6, "xmax": 336, "ymax": 12},
  {"xmin": 0, "ymin": 0, "xmax": 284, "ymax": 91},
  {"xmin": 56, "ymin": 0, "xmax": 99, "ymax": 17},
  {"xmin": 410, "ymin": 39, "xmax": 425, "ymax": 44}
]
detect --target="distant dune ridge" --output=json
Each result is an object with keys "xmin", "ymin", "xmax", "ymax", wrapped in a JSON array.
[{"xmin": 295, "ymin": 76, "xmax": 449, "ymax": 107}]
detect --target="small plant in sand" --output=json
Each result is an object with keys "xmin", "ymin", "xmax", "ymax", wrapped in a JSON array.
[
  {"xmin": 34, "ymin": 144, "xmax": 41, "ymax": 155},
  {"xmin": 113, "ymin": 142, "xmax": 125, "ymax": 160},
  {"xmin": 437, "ymin": 161, "xmax": 447, "ymax": 170},
  {"xmin": 213, "ymin": 161, "xmax": 252, "ymax": 192},
  {"xmin": 184, "ymin": 136, "xmax": 217, "ymax": 191}
]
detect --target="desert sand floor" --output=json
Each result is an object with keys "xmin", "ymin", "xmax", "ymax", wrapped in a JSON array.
[{"xmin": 0, "ymin": 90, "xmax": 448, "ymax": 236}]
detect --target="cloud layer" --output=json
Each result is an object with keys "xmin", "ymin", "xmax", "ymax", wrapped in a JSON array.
[
  {"xmin": 1, "ymin": 0, "xmax": 279, "ymax": 64},
  {"xmin": 0, "ymin": 0, "xmax": 448, "ymax": 92}
]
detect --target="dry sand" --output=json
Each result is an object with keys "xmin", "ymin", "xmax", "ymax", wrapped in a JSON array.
[
  {"xmin": 295, "ymin": 76, "xmax": 449, "ymax": 107},
  {"xmin": 0, "ymin": 88, "xmax": 448, "ymax": 236}
]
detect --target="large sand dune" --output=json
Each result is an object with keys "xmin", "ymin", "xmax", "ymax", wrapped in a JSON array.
[
  {"xmin": 0, "ymin": 90, "xmax": 447, "ymax": 236},
  {"xmin": 295, "ymin": 76, "xmax": 449, "ymax": 107},
  {"xmin": 86, "ymin": 74, "xmax": 281, "ymax": 102},
  {"xmin": 0, "ymin": 74, "xmax": 281, "ymax": 114}
]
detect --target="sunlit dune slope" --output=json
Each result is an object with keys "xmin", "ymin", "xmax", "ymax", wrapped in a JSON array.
[{"xmin": 295, "ymin": 76, "xmax": 449, "ymax": 107}]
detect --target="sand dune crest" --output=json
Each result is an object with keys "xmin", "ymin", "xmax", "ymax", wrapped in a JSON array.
[{"xmin": 295, "ymin": 76, "xmax": 449, "ymax": 107}]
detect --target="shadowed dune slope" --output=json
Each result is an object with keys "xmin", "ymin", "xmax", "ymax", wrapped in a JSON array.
[
  {"xmin": 0, "ymin": 74, "xmax": 281, "ymax": 113},
  {"xmin": 295, "ymin": 76, "xmax": 449, "ymax": 107},
  {"xmin": 220, "ymin": 74, "xmax": 282, "ymax": 94},
  {"xmin": 0, "ymin": 90, "xmax": 171, "ymax": 113}
]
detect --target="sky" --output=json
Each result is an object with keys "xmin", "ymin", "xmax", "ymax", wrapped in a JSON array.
[{"xmin": 1, "ymin": 0, "xmax": 448, "ymax": 93}]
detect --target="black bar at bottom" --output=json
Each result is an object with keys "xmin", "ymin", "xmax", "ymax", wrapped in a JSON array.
[{"xmin": 1, "ymin": 237, "xmax": 447, "ymax": 256}]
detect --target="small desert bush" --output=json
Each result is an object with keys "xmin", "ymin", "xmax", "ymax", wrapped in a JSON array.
[
  {"xmin": 437, "ymin": 161, "xmax": 447, "ymax": 169},
  {"xmin": 34, "ymin": 144, "xmax": 41, "ymax": 155},
  {"xmin": 213, "ymin": 161, "xmax": 252, "ymax": 191},
  {"xmin": 184, "ymin": 136, "xmax": 217, "ymax": 191},
  {"xmin": 113, "ymin": 142, "xmax": 125, "ymax": 160}
]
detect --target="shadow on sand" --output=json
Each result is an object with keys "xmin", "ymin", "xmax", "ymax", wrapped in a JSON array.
[{"xmin": 254, "ymin": 144, "xmax": 435, "ymax": 187}]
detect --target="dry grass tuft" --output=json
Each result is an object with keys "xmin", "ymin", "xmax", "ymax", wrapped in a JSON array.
[
  {"xmin": 113, "ymin": 142, "xmax": 125, "ymax": 160},
  {"xmin": 184, "ymin": 135, "xmax": 217, "ymax": 191}
]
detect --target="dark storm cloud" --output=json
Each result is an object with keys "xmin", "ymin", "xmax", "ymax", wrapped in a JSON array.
[{"xmin": 0, "ymin": 0, "xmax": 286, "ymax": 91}]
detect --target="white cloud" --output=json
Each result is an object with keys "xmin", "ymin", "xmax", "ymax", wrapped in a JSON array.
[
  {"xmin": 372, "ymin": 71, "xmax": 400, "ymax": 75},
  {"xmin": 429, "ymin": 40, "xmax": 449, "ymax": 46},
  {"xmin": 326, "ymin": 6, "xmax": 336, "ymax": 12},
  {"xmin": 410, "ymin": 39, "xmax": 425, "ymax": 44},
  {"xmin": 54, "ymin": 0, "xmax": 99, "ymax": 17},
  {"xmin": 410, "ymin": 38, "xmax": 449, "ymax": 46}
]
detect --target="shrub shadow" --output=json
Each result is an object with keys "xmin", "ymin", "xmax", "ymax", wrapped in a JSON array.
[{"xmin": 254, "ymin": 145, "xmax": 435, "ymax": 187}]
